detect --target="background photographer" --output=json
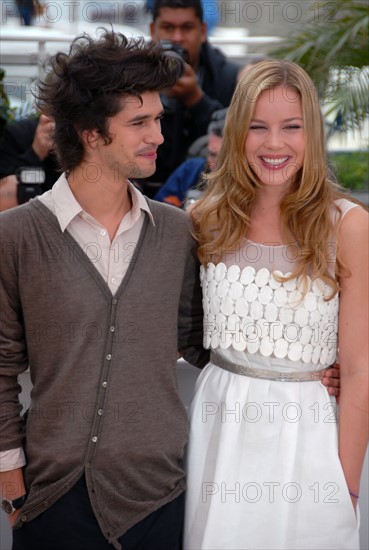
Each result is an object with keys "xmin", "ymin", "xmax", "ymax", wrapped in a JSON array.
[
  {"xmin": 154, "ymin": 109, "xmax": 226, "ymax": 208},
  {"xmin": 0, "ymin": 114, "xmax": 59, "ymax": 211},
  {"xmin": 142, "ymin": 0, "xmax": 240, "ymax": 194}
]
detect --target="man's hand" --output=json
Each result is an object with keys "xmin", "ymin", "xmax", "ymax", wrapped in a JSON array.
[
  {"xmin": 32, "ymin": 114, "xmax": 55, "ymax": 160},
  {"xmin": 0, "ymin": 175, "xmax": 18, "ymax": 211},
  {"xmin": 164, "ymin": 63, "xmax": 203, "ymax": 108},
  {"xmin": 322, "ymin": 362, "xmax": 341, "ymax": 399},
  {"xmin": 8, "ymin": 508, "xmax": 22, "ymax": 528},
  {"xmin": 1, "ymin": 467, "xmax": 27, "ymax": 527}
]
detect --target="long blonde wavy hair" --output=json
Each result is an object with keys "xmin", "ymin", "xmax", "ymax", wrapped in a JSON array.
[{"xmin": 192, "ymin": 60, "xmax": 349, "ymax": 298}]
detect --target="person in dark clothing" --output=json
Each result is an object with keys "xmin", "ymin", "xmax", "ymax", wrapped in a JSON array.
[
  {"xmin": 154, "ymin": 111, "xmax": 226, "ymax": 207},
  {"xmin": 0, "ymin": 115, "xmax": 60, "ymax": 209},
  {"xmin": 15, "ymin": 0, "xmax": 35, "ymax": 25},
  {"xmin": 138, "ymin": 0, "xmax": 240, "ymax": 195}
]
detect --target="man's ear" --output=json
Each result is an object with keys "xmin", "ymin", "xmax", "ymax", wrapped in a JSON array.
[{"xmin": 80, "ymin": 128, "xmax": 100, "ymax": 149}]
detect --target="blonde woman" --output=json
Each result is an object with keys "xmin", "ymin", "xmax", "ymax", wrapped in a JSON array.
[{"xmin": 184, "ymin": 61, "xmax": 368, "ymax": 549}]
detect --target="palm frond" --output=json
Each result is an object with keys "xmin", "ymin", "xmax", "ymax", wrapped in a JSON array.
[{"xmin": 269, "ymin": 0, "xmax": 369, "ymax": 133}]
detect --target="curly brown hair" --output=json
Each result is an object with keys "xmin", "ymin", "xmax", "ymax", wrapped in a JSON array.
[{"xmin": 35, "ymin": 29, "xmax": 182, "ymax": 173}]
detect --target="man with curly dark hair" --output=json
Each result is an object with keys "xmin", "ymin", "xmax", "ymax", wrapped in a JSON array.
[{"xmin": 0, "ymin": 30, "xmax": 207, "ymax": 550}]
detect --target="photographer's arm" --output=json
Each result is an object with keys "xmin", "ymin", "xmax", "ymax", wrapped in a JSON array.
[
  {"xmin": 0, "ymin": 116, "xmax": 54, "ymax": 183},
  {"xmin": 0, "ymin": 126, "xmax": 41, "ymax": 180}
]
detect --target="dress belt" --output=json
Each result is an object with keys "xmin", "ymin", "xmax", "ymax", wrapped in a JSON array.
[{"xmin": 210, "ymin": 351, "xmax": 328, "ymax": 382}]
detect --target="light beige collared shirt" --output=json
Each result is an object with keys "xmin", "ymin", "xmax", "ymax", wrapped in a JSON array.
[
  {"xmin": 40, "ymin": 173, "xmax": 154, "ymax": 293},
  {"xmin": 0, "ymin": 173, "xmax": 155, "ymax": 472}
]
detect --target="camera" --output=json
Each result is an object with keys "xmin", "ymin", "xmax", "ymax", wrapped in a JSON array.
[
  {"xmin": 159, "ymin": 40, "xmax": 187, "ymax": 77},
  {"xmin": 159, "ymin": 39, "xmax": 187, "ymax": 61},
  {"xmin": 16, "ymin": 167, "xmax": 45, "ymax": 204},
  {"xmin": 183, "ymin": 188, "xmax": 204, "ymax": 211}
]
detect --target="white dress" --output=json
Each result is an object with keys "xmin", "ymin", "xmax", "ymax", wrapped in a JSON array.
[{"xmin": 184, "ymin": 199, "xmax": 360, "ymax": 550}]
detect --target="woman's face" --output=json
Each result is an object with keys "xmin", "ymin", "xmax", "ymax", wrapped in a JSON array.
[{"xmin": 244, "ymin": 85, "xmax": 305, "ymax": 190}]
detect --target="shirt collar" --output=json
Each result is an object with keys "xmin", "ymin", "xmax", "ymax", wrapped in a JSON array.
[{"xmin": 50, "ymin": 174, "xmax": 155, "ymax": 232}]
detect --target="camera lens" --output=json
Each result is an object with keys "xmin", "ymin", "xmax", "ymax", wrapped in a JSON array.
[{"xmin": 159, "ymin": 40, "xmax": 186, "ymax": 77}]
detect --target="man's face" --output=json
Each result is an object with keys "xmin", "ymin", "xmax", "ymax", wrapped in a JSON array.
[
  {"xmin": 207, "ymin": 134, "xmax": 223, "ymax": 172},
  {"xmin": 89, "ymin": 92, "xmax": 164, "ymax": 181},
  {"xmin": 150, "ymin": 7, "xmax": 207, "ymax": 69}
]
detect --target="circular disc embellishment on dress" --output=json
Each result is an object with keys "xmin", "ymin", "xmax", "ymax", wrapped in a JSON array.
[
  {"xmin": 274, "ymin": 338, "xmax": 289, "ymax": 358},
  {"xmin": 256, "ymin": 319, "xmax": 269, "ymax": 338},
  {"xmin": 203, "ymin": 298, "xmax": 210, "ymax": 315},
  {"xmin": 318, "ymin": 297, "xmax": 328, "ymax": 314},
  {"xmin": 246, "ymin": 339, "xmax": 260, "ymax": 354},
  {"xmin": 312, "ymin": 345, "xmax": 322, "ymax": 365},
  {"xmin": 219, "ymin": 331, "xmax": 233, "ymax": 349},
  {"xmin": 327, "ymin": 347, "xmax": 337, "ymax": 365},
  {"xmin": 202, "ymin": 264, "xmax": 338, "ymax": 365},
  {"xmin": 288, "ymin": 342, "xmax": 303, "ymax": 361},
  {"xmin": 264, "ymin": 303, "xmax": 278, "ymax": 322},
  {"xmin": 288, "ymin": 290, "xmax": 303, "ymax": 308},
  {"xmin": 227, "ymin": 313, "xmax": 240, "ymax": 330},
  {"xmin": 210, "ymin": 296, "xmax": 221, "ymax": 315},
  {"xmin": 240, "ymin": 266, "xmax": 256, "ymax": 286},
  {"xmin": 227, "ymin": 265, "xmax": 241, "ymax": 283},
  {"xmin": 258, "ymin": 285, "xmax": 273, "ymax": 305},
  {"xmin": 215, "ymin": 312, "xmax": 226, "ymax": 327},
  {"xmin": 279, "ymin": 306, "xmax": 293, "ymax": 325},
  {"xmin": 244, "ymin": 283, "xmax": 259, "ymax": 302},
  {"xmin": 216, "ymin": 279, "xmax": 230, "ymax": 298},
  {"xmin": 274, "ymin": 287, "xmax": 288, "ymax": 307},
  {"xmin": 206, "ymin": 262, "xmax": 215, "ymax": 281},
  {"xmin": 232, "ymin": 333, "xmax": 247, "ymax": 351},
  {"xmin": 320, "ymin": 346, "xmax": 329, "ymax": 365},
  {"xmin": 269, "ymin": 270, "xmax": 283, "ymax": 289},
  {"xmin": 282, "ymin": 274, "xmax": 296, "ymax": 291},
  {"xmin": 260, "ymin": 337, "xmax": 274, "ymax": 357},
  {"xmin": 309, "ymin": 309, "xmax": 322, "ymax": 327},
  {"xmin": 229, "ymin": 281, "xmax": 244, "ymax": 300},
  {"xmin": 300, "ymin": 326, "xmax": 313, "ymax": 345},
  {"xmin": 270, "ymin": 321, "xmax": 284, "ymax": 341},
  {"xmin": 220, "ymin": 296, "xmax": 234, "ymax": 316},
  {"xmin": 250, "ymin": 300, "xmax": 264, "ymax": 320},
  {"xmin": 235, "ymin": 298, "xmax": 249, "ymax": 317},
  {"xmin": 214, "ymin": 262, "xmax": 227, "ymax": 282},
  {"xmin": 207, "ymin": 279, "xmax": 217, "ymax": 298},
  {"xmin": 303, "ymin": 293, "xmax": 318, "ymax": 312},
  {"xmin": 211, "ymin": 332, "xmax": 220, "ymax": 348},
  {"xmin": 255, "ymin": 268, "xmax": 270, "ymax": 288},
  {"xmin": 311, "ymin": 278, "xmax": 325, "ymax": 296},
  {"xmin": 295, "ymin": 308, "xmax": 309, "ymax": 327},
  {"xmin": 301, "ymin": 343, "xmax": 313, "ymax": 363}
]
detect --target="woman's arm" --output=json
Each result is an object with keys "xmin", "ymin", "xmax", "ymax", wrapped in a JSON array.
[{"xmin": 337, "ymin": 206, "xmax": 369, "ymax": 510}]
